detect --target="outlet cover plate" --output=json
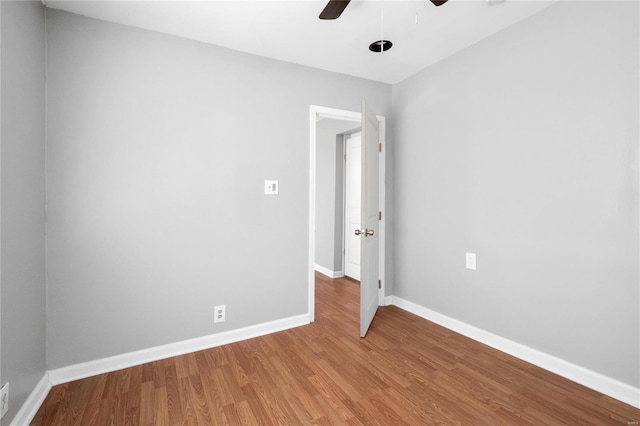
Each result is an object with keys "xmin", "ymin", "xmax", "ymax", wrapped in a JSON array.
[
  {"xmin": 214, "ymin": 304, "xmax": 226, "ymax": 323},
  {"xmin": 466, "ymin": 252, "xmax": 476, "ymax": 270}
]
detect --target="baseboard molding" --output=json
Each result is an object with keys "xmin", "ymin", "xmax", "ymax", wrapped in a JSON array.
[
  {"xmin": 10, "ymin": 372, "xmax": 51, "ymax": 426},
  {"xmin": 383, "ymin": 295, "xmax": 393, "ymax": 306},
  {"xmin": 391, "ymin": 296, "xmax": 640, "ymax": 409},
  {"xmin": 48, "ymin": 313, "xmax": 310, "ymax": 386},
  {"xmin": 314, "ymin": 264, "xmax": 344, "ymax": 279},
  {"xmin": 17, "ymin": 301, "xmax": 639, "ymax": 421}
]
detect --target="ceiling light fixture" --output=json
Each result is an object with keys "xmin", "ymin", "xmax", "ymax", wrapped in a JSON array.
[{"xmin": 369, "ymin": 40, "xmax": 393, "ymax": 53}]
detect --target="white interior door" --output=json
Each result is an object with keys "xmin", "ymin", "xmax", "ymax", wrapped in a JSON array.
[
  {"xmin": 344, "ymin": 133, "xmax": 361, "ymax": 281},
  {"xmin": 359, "ymin": 100, "xmax": 380, "ymax": 337}
]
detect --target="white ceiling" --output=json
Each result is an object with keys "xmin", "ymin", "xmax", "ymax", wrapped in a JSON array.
[{"xmin": 43, "ymin": 0, "xmax": 558, "ymax": 84}]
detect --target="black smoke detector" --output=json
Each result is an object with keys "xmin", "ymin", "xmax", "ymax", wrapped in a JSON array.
[{"xmin": 369, "ymin": 40, "xmax": 393, "ymax": 53}]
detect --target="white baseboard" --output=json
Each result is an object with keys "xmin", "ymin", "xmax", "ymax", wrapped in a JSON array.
[
  {"xmin": 390, "ymin": 296, "xmax": 640, "ymax": 409},
  {"xmin": 10, "ymin": 372, "xmax": 51, "ymax": 426},
  {"xmin": 383, "ymin": 295, "xmax": 393, "ymax": 306},
  {"xmin": 314, "ymin": 264, "xmax": 344, "ymax": 279},
  {"xmin": 48, "ymin": 313, "xmax": 310, "ymax": 386}
]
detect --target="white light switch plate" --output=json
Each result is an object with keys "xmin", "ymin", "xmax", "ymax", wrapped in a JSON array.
[
  {"xmin": 264, "ymin": 180, "xmax": 278, "ymax": 195},
  {"xmin": 466, "ymin": 253, "xmax": 476, "ymax": 270}
]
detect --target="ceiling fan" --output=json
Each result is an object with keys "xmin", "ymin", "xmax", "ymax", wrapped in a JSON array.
[{"xmin": 319, "ymin": 0, "xmax": 448, "ymax": 20}]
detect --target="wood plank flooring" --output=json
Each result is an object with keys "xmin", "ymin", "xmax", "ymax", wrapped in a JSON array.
[{"xmin": 32, "ymin": 273, "xmax": 639, "ymax": 425}]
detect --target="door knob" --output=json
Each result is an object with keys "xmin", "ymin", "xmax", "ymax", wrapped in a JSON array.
[
  {"xmin": 354, "ymin": 229, "xmax": 362, "ymax": 236},
  {"xmin": 365, "ymin": 229, "xmax": 374, "ymax": 237}
]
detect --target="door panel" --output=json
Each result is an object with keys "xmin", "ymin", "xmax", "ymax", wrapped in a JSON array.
[
  {"xmin": 359, "ymin": 100, "xmax": 380, "ymax": 337},
  {"xmin": 344, "ymin": 134, "xmax": 361, "ymax": 280}
]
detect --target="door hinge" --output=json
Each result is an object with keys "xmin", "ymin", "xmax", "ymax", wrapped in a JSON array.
[
  {"xmin": 378, "ymin": 211, "xmax": 382, "ymax": 220},
  {"xmin": 378, "ymin": 280, "xmax": 381, "ymax": 289},
  {"xmin": 379, "ymin": 143, "xmax": 382, "ymax": 153}
]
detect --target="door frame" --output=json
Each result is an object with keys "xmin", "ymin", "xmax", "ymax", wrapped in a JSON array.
[{"xmin": 308, "ymin": 105, "xmax": 386, "ymax": 322}]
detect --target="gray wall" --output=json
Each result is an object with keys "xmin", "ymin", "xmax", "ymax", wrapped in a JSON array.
[
  {"xmin": 45, "ymin": 9, "xmax": 391, "ymax": 369},
  {"xmin": 392, "ymin": 0, "xmax": 639, "ymax": 387},
  {"xmin": 315, "ymin": 119, "xmax": 356, "ymax": 273},
  {"xmin": 0, "ymin": 1, "xmax": 47, "ymax": 424}
]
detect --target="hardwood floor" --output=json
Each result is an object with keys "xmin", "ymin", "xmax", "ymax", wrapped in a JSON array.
[{"xmin": 33, "ymin": 273, "xmax": 639, "ymax": 425}]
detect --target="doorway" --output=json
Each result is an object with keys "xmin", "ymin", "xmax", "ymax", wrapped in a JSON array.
[
  {"xmin": 308, "ymin": 105, "xmax": 386, "ymax": 323},
  {"xmin": 313, "ymin": 120, "xmax": 358, "ymax": 280}
]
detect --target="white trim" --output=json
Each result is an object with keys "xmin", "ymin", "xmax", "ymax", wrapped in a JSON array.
[
  {"xmin": 377, "ymin": 116, "xmax": 386, "ymax": 306},
  {"xmin": 383, "ymin": 295, "xmax": 393, "ymax": 306},
  {"xmin": 309, "ymin": 106, "xmax": 317, "ymax": 322},
  {"xmin": 309, "ymin": 105, "xmax": 386, "ymax": 325},
  {"xmin": 10, "ymin": 372, "xmax": 51, "ymax": 426},
  {"xmin": 340, "ymin": 134, "xmax": 347, "ymax": 277},
  {"xmin": 48, "ymin": 314, "xmax": 309, "ymax": 386},
  {"xmin": 315, "ymin": 107, "xmax": 361, "ymax": 123},
  {"xmin": 314, "ymin": 264, "xmax": 344, "ymax": 279},
  {"xmin": 391, "ymin": 296, "xmax": 640, "ymax": 409}
]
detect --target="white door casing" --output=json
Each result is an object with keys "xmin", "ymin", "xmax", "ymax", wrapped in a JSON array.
[
  {"xmin": 344, "ymin": 133, "xmax": 361, "ymax": 281},
  {"xmin": 308, "ymin": 105, "xmax": 386, "ymax": 324},
  {"xmin": 359, "ymin": 100, "xmax": 380, "ymax": 337}
]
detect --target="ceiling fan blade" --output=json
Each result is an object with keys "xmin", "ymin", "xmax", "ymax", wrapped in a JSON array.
[
  {"xmin": 319, "ymin": 0, "xmax": 351, "ymax": 20},
  {"xmin": 430, "ymin": 0, "xmax": 448, "ymax": 6}
]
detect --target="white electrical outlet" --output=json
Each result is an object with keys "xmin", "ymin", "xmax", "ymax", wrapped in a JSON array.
[
  {"xmin": 466, "ymin": 252, "xmax": 477, "ymax": 270},
  {"xmin": 214, "ymin": 305, "xmax": 226, "ymax": 323},
  {"xmin": 1, "ymin": 382, "xmax": 9, "ymax": 419}
]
